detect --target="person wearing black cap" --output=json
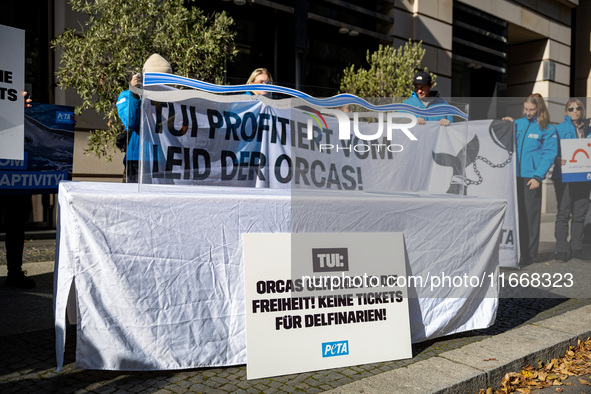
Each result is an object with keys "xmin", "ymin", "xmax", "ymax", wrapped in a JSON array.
[{"xmin": 403, "ymin": 71, "xmax": 452, "ymax": 126}]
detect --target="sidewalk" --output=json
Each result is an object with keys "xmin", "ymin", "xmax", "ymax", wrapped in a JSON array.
[{"xmin": 1, "ymin": 215, "xmax": 590, "ymax": 393}]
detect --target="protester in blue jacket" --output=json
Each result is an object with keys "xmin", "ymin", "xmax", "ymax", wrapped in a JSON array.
[
  {"xmin": 503, "ymin": 94, "xmax": 558, "ymax": 265},
  {"xmin": 551, "ymin": 98, "xmax": 591, "ymax": 261},
  {"xmin": 116, "ymin": 54, "xmax": 172, "ymax": 182},
  {"xmin": 403, "ymin": 71, "xmax": 453, "ymax": 126}
]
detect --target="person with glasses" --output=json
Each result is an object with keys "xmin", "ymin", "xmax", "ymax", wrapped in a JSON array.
[
  {"xmin": 503, "ymin": 94, "xmax": 557, "ymax": 265},
  {"xmin": 246, "ymin": 68, "xmax": 273, "ymax": 96},
  {"xmin": 551, "ymin": 98, "xmax": 591, "ymax": 261}
]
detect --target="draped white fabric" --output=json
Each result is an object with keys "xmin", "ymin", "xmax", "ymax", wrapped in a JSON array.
[{"xmin": 54, "ymin": 181, "xmax": 506, "ymax": 371}]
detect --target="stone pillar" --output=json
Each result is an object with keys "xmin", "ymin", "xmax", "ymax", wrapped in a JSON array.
[{"xmin": 392, "ymin": 0, "xmax": 453, "ymax": 95}]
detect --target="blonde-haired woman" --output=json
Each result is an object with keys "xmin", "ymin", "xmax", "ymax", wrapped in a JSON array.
[
  {"xmin": 552, "ymin": 98, "xmax": 591, "ymax": 261},
  {"xmin": 246, "ymin": 68, "xmax": 273, "ymax": 96},
  {"xmin": 503, "ymin": 94, "xmax": 558, "ymax": 265}
]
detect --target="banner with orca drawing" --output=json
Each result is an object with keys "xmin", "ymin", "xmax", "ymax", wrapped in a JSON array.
[{"xmin": 136, "ymin": 75, "xmax": 518, "ymax": 267}]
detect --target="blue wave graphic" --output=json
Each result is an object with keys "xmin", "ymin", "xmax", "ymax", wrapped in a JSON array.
[{"xmin": 144, "ymin": 72, "xmax": 468, "ymax": 119}]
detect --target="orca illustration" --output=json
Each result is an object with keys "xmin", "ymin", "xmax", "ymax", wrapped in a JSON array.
[
  {"xmin": 432, "ymin": 135, "xmax": 479, "ymax": 195},
  {"xmin": 489, "ymin": 119, "xmax": 514, "ymax": 153}
]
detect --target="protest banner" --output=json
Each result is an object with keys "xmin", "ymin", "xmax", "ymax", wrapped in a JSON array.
[
  {"xmin": 0, "ymin": 103, "xmax": 75, "ymax": 193},
  {"xmin": 135, "ymin": 85, "xmax": 518, "ymax": 267},
  {"xmin": 0, "ymin": 24, "xmax": 25, "ymax": 160}
]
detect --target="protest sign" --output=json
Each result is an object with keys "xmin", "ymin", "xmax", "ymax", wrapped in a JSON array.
[
  {"xmin": 0, "ymin": 103, "xmax": 75, "ymax": 193},
  {"xmin": 243, "ymin": 232, "xmax": 411, "ymax": 379},
  {"xmin": 0, "ymin": 24, "xmax": 25, "ymax": 160},
  {"xmin": 559, "ymin": 138, "xmax": 591, "ymax": 182}
]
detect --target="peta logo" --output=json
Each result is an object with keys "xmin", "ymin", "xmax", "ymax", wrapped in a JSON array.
[
  {"xmin": 56, "ymin": 111, "xmax": 74, "ymax": 125},
  {"xmin": 322, "ymin": 340, "xmax": 349, "ymax": 358},
  {"xmin": 312, "ymin": 248, "xmax": 349, "ymax": 272},
  {"xmin": 528, "ymin": 134, "xmax": 539, "ymax": 139}
]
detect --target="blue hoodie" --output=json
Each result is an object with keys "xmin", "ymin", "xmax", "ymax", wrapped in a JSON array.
[
  {"xmin": 514, "ymin": 115, "xmax": 557, "ymax": 181},
  {"xmin": 116, "ymin": 90, "xmax": 141, "ymax": 161},
  {"xmin": 402, "ymin": 91, "xmax": 453, "ymax": 123},
  {"xmin": 555, "ymin": 115, "xmax": 578, "ymax": 140}
]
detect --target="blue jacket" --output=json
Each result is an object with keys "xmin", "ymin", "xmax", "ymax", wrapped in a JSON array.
[
  {"xmin": 514, "ymin": 115, "xmax": 557, "ymax": 181},
  {"xmin": 402, "ymin": 91, "xmax": 453, "ymax": 123},
  {"xmin": 552, "ymin": 116, "xmax": 591, "ymax": 178},
  {"xmin": 116, "ymin": 90, "xmax": 141, "ymax": 161},
  {"xmin": 555, "ymin": 116, "xmax": 578, "ymax": 140}
]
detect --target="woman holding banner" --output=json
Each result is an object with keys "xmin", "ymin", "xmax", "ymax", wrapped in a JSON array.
[
  {"xmin": 246, "ymin": 68, "xmax": 273, "ymax": 96},
  {"xmin": 116, "ymin": 54, "xmax": 172, "ymax": 182},
  {"xmin": 503, "ymin": 94, "xmax": 557, "ymax": 265},
  {"xmin": 552, "ymin": 99, "xmax": 591, "ymax": 261}
]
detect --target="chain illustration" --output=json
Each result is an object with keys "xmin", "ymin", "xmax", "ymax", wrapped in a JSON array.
[{"xmin": 465, "ymin": 152, "xmax": 513, "ymax": 186}]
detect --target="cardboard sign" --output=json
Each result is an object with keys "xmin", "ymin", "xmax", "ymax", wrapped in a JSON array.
[
  {"xmin": 243, "ymin": 232, "xmax": 411, "ymax": 380},
  {"xmin": 560, "ymin": 139, "xmax": 591, "ymax": 182},
  {"xmin": 0, "ymin": 24, "xmax": 25, "ymax": 160}
]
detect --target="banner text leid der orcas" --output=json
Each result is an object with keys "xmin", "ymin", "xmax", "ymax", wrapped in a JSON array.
[{"xmin": 312, "ymin": 248, "xmax": 349, "ymax": 273}]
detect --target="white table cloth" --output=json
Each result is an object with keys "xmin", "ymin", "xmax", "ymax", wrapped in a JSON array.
[{"xmin": 54, "ymin": 181, "xmax": 506, "ymax": 370}]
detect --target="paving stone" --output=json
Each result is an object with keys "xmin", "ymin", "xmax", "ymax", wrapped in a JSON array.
[{"xmin": 94, "ymin": 387, "xmax": 117, "ymax": 394}]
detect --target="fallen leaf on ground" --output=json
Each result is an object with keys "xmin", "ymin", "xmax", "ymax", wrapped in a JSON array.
[{"xmin": 480, "ymin": 337, "xmax": 591, "ymax": 393}]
